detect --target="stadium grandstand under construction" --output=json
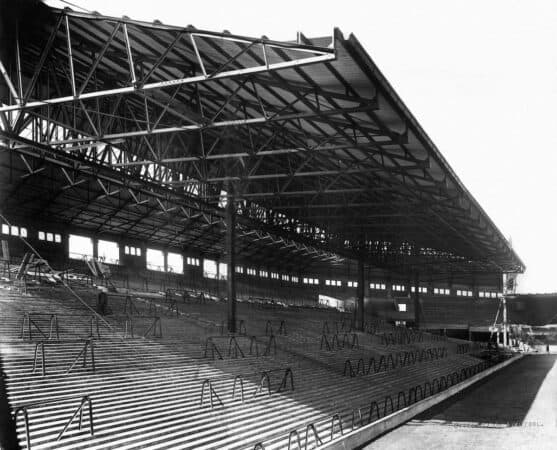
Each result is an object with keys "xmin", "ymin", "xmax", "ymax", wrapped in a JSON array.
[{"xmin": 1, "ymin": 1, "xmax": 555, "ymax": 449}]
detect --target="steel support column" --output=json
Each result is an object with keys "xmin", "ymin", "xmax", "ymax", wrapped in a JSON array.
[
  {"xmin": 355, "ymin": 256, "xmax": 365, "ymax": 331},
  {"xmin": 413, "ymin": 272, "xmax": 421, "ymax": 329},
  {"xmin": 226, "ymin": 187, "xmax": 237, "ymax": 333}
]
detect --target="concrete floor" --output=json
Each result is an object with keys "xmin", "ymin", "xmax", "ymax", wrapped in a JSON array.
[{"xmin": 368, "ymin": 355, "xmax": 557, "ymax": 450}]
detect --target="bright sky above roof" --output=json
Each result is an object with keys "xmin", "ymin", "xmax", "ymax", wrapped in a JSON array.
[{"xmin": 46, "ymin": 0, "xmax": 557, "ymax": 294}]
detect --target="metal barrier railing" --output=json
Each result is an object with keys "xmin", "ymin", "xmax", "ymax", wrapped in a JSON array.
[
  {"xmin": 13, "ymin": 395, "xmax": 94, "ymax": 449},
  {"xmin": 199, "ymin": 379, "xmax": 224, "ymax": 409},
  {"xmin": 343, "ymin": 346, "xmax": 449, "ymax": 378},
  {"xmin": 254, "ymin": 358, "xmax": 495, "ymax": 450},
  {"xmin": 32, "ymin": 339, "xmax": 96, "ymax": 376},
  {"xmin": 123, "ymin": 295, "xmax": 140, "ymax": 316},
  {"xmin": 20, "ymin": 313, "xmax": 58, "ymax": 340},
  {"xmin": 201, "ymin": 367, "xmax": 294, "ymax": 409},
  {"xmin": 203, "ymin": 334, "xmax": 277, "ymax": 360}
]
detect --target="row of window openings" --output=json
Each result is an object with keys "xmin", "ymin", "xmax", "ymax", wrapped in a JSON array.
[
  {"xmin": 1, "ymin": 224, "xmax": 27, "ymax": 238},
  {"xmin": 2, "ymin": 225, "xmax": 64, "ymax": 243},
  {"xmin": 38, "ymin": 231, "xmax": 62, "ymax": 243},
  {"xmin": 68, "ymin": 235, "xmax": 504, "ymax": 295},
  {"xmin": 124, "ymin": 246, "xmax": 141, "ymax": 256},
  {"xmin": 479, "ymin": 291, "xmax": 501, "ymax": 298}
]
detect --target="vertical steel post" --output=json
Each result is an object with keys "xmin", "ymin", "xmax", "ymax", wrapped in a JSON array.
[
  {"xmin": 502, "ymin": 296, "xmax": 508, "ymax": 347},
  {"xmin": 356, "ymin": 256, "xmax": 365, "ymax": 331},
  {"xmin": 226, "ymin": 187, "xmax": 237, "ymax": 333},
  {"xmin": 413, "ymin": 272, "xmax": 420, "ymax": 329}
]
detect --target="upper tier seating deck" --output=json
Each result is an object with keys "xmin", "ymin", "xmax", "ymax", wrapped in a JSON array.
[{"xmin": 0, "ymin": 284, "xmax": 495, "ymax": 450}]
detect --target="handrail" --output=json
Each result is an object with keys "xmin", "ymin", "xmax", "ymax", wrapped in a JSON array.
[
  {"xmin": 320, "ymin": 334, "xmax": 331, "ymax": 351},
  {"xmin": 254, "ymin": 371, "xmax": 272, "ymax": 397},
  {"xmin": 89, "ymin": 315, "xmax": 100, "ymax": 339},
  {"xmin": 305, "ymin": 423, "xmax": 323, "ymax": 448},
  {"xmin": 383, "ymin": 395, "xmax": 394, "ymax": 416},
  {"xmin": 232, "ymin": 375, "xmax": 244, "ymax": 402},
  {"xmin": 32, "ymin": 342, "xmax": 45, "ymax": 376},
  {"xmin": 265, "ymin": 320, "xmax": 273, "ymax": 336},
  {"xmin": 14, "ymin": 395, "xmax": 94, "ymax": 449},
  {"xmin": 143, "ymin": 316, "xmax": 162, "ymax": 338},
  {"xmin": 277, "ymin": 368, "xmax": 294, "ymax": 393},
  {"xmin": 228, "ymin": 336, "xmax": 245, "ymax": 358},
  {"xmin": 331, "ymin": 334, "xmax": 341, "ymax": 350},
  {"xmin": 330, "ymin": 414, "xmax": 343, "ymax": 440},
  {"xmin": 396, "ymin": 391, "xmax": 406, "ymax": 410},
  {"xmin": 66, "ymin": 339, "xmax": 95, "ymax": 375},
  {"xmin": 249, "ymin": 336, "xmax": 259, "ymax": 357},
  {"xmin": 377, "ymin": 355, "xmax": 386, "ymax": 372},
  {"xmin": 343, "ymin": 359, "xmax": 355, "ymax": 377},
  {"xmin": 264, "ymin": 334, "xmax": 276, "ymax": 356},
  {"xmin": 123, "ymin": 316, "xmax": 134, "ymax": 338},
  {"xmin": 387, "ymin": 353, "xmax": 396, "ymax": 370},
  {"xmin": 20, "ymin": 313, "xmax": 53, "ymax": 340},
  {"xmin": 32, "ymin": 339, "xmax": 96, "ymax": 376},
  {"xmin": 278, "ymin": 320, "xmax": 287, "ymax": 335},
  {"xmin": 200, "ymin": 379, "xmax": 224, "ymax": 409},
  {"xmin": 287, "ymin": 430, "xmax": 302, "ymax": 450},
  {"xmin": 123, "ymin": 295, "xmax": 140, "ymax": 315},
  {"xmin": 203, "ymin": 337, "xmax": 223, "ymax": 360},
  {"xmin": 251, "ymin": 358, "xmax": 496, "ymax": 449},
  {"xmin": 350, "ymin": 407, "xmax": 363, "ymax": 430},
  {"xmin": 356, "ymin": 358, "xmax": 366, "ymax": 375},
  {"xmin": 368, "ymin": 400, "xmax": 380, "ymax": 424}
]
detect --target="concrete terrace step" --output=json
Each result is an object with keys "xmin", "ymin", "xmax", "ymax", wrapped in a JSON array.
[{"xmin": 0, "ymin": 285, "xmax": 487, "ymax": 450}]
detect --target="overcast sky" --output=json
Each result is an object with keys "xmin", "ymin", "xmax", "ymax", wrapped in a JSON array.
[{"xmin": 47, "ymin": 0, "xmax": 557, "ymax": 293}]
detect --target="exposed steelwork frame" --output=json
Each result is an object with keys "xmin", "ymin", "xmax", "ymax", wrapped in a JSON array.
[{"xmin": 0, "ymin": 5, "xmax": 524, "ymax": 278}]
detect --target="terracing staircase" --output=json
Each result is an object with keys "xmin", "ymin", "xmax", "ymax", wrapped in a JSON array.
[{"xmin": 0, "ymin": 286, "xmax": 493, "ymax": 450}]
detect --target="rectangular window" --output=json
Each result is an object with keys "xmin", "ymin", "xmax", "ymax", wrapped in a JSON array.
[
  {"xmin": 38, "ymin": 231, "xmax": 46, "ymax": 241},
  {"xmin": 186, "ymin": 256, "xmax": 200, "ymax": 266},
  {"xmin": 146, "ymin": 248, "xmax": 165, "ymax": 271},
  {"xmin": 46, "ymin": 233, "xmax": 54, "ymax": 242},
  {"xmin": 1, "ymin": 224, "xmax": 8, "ymax": 234},
  {"xmin": 125, "ymin": 246, "xmax": 141, "ymax": 256},
  {"xmin": 10, "ymin": 226, "xmax": 19, "ymax": 236},
  {"xmin": 98, "ymin": 239, "xmax": 120, "ymax": 265},
  {"xmin": 203, "ymin": 259, "xmax": 218, "ymax": 279},
  {"xmin": 20, "ymin": 228, "xmax": 27, "ymax": 238},
  {"xmin": 291, "ymin": 276, "xmax": 299, "ymax": 283},
  {"xmin": 54, "ymin": 234, "xmax": 61, "ymax": 243},
  {"xmin": 167, "ymin": 252, "xmax": 183, "ymax": 274},
  {"xmin": 236, "ymin": 266, "xmax": 244, "ymax": 274},
  {"xmin": 398, "ymin": 303, "xmax": 407, "ymax": 312},
  {"xmin": 68, "ymin": 234, "xmax": 94, "ymax": 260},
  {"xmin": 219, "ymin": 262, "xmax": 227, "ymax": 280}
]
